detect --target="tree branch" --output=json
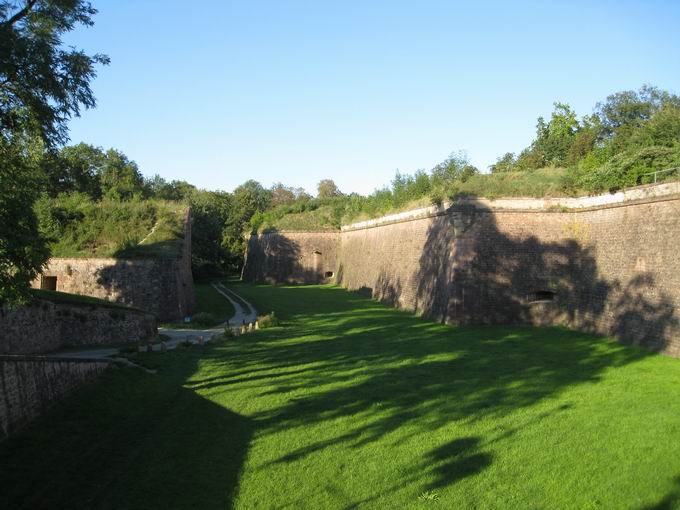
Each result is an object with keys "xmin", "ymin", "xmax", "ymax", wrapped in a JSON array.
[{"xmin": 3, "ymin": 0, "xmax": 38, "ymax": 27}]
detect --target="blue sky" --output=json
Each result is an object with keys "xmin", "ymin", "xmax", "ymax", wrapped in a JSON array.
[{"xmin": 64, "ymin": 0, "xmax": 680, "ymax": 195}]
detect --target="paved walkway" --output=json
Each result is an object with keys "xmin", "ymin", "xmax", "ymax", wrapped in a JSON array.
[{"xmin": 47, "ymin": 284, "xmax": 258, "ymax": 359}]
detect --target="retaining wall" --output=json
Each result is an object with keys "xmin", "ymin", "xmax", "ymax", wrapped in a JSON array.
[
  {"xmin": 32, "ymin": 210, "xmax": 195, "ymax": 321},
  {"xmin": 243, "ymin": 231, "xmax": 340, "ymax": 284},
  {"xmin": 0, "ymin": 300, "xmax": 157, "ymax": 355},
  {"xmin": 243, "ymin": 182, "xmax": 680, "ymax": 357},
  {"xmin": 0, "ymin": 355, "xmax": 110, "ymax": 441}
]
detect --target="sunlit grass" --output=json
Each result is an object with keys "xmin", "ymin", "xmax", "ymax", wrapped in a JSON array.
[{"xmin": 2, "ymin": 283, "xmax": 680, "ymax": 509}]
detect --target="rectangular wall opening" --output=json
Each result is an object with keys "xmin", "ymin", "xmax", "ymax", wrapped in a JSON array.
[
  {"xmin": 527, "ymin": 290, "xmax": 555, "ymax": 303},
  {"xmin": 41, "ymin": 276, "xmax": 58, "ymax": 291}
]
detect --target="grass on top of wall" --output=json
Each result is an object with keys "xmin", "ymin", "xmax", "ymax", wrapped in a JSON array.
[
  {"xmin": 36, "ymin": 195, "xmax": 187, "ymax": 259},
  {"xmin": 30, "ymin": 288, "xmax": 146, "ymax": 313},
  {"xmin": 260, "ymin": 168, "xmax": 570, "ymax": 231},
  {"xmin": 2, "ymin": 283, "xmax": 680, "ymax": 509}
]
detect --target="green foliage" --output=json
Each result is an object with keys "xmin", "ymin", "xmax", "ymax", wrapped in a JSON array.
[
  {"xmin": 187, "ymin": 190, "xmax": 232, "ymax": 274},
  {"xmin": 0, "ymin": 137, "xmax": 50, "ymax": 305},
  {"xmin": 98, "ymin": 148, "xmax": 145, "ymax": 201},
  {"xmin": 595, "ymin": 84, "xmax": 679, "ymax": 138},
  {"xmin": 145, "ymin": 175, "xmax": 196, "ymax": 201},
  {"xmin": 533, "ymin": 102, "xmax": 579, "ymax": 167},
  {"xmin": 316, "ymin": 178, "xmax": 343, "ymax": 198},
  {"xmin": 0, "ymin": 0, "xmax": 109, "ymax": 146},
  {"xmin": 0, "ymin": 1, "xmax": 106, "ymax": 305},
  {"xmin": 42, "ymin": 143, "xmax": 103, "ymax": 198},
  {"xmin": 569, "ymin": 145, "xmax": 680, "ymax": 192},
  {"xmin": 191, "ymin": 311, "xmax": 216, "ymax": 326},
  {"xmin": 35, "ymin": 196, "xmax": 186, "ymax": 258},
  {"xmin": 257, "ymin": 311, "xmax": 279, "ymax": 329}
]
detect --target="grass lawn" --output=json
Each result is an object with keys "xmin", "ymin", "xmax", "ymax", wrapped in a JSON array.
[
  {"xmin": 160, "ymin": 282, "xmax": 236, "ymax": 328},
  {"xmin": 2, "ymin": 283, "xmax": 680, "ymax": 509}
]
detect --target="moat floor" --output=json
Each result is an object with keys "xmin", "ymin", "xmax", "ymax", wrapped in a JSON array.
[{"xmin": 2, "ymin": 283, "xmax": 680, "ymax": 509}]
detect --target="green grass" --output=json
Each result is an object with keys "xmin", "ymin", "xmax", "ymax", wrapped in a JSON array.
[
  {"xmin": 2, "ymin": 283, "xmax": 680, "ymax": 509},
  {"xmin": 160, "ymin": 282, "xmax": 235, "ymax": 328},
  {"xmin": 260, "ymin": 168, "xmax": 570, "ymax": 231},
  {"xmin": 452, "ymin": 166, "xmax": 568, "ymax": 198},
  {"xmin": 30, "ymin": 288, "xmax": 145, "ymax": 312},
  {"xmin": 38, "ymin": 196, "xmax": 187, "ymax": 259}
]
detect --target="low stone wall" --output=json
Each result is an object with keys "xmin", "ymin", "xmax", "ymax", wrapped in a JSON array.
[
  {"xmin": 0, "ymin": 355, "xmax": 110, "ymax": 441},
  {"xmin": 0, "ymin": 300, "xmax": 157, "ymax": 355}
]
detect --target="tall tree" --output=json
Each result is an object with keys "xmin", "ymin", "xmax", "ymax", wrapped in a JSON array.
[
  {"xmin": 44, "ymin": 142, "xmax": 104, "ymax": 198},
  {"xmin": 0, "ymin": 135, "xmax": 50, "ymax": 304},
  {"xmin": 595, "ymin": 85, "xmax": 680, "ymax": 138},
  {"xmin": 317, "ymin": 179, "xmax": 342, "ymax": 198},
  {"xmin": 99, "ymin": 149, "xmax": 145, "ymax": 200},
  {"xmin": 0, "ymin": 0, "xmax": 109, "ymax": 146},
  {"xmin": 533, "ymin": 102, "xmax": 579, "ymax": 167},
  {"xmin": 0, "ymin": 0, "xmax": 106, "ymax": 304}
]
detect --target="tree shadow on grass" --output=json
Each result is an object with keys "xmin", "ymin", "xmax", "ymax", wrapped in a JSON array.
[
  {"xmin": 188, "ymin": 284, "xmax": 657, "ymax": 500},
  {"xmin": 0, "ymin": 348, "xmax": 252, "ymax": 510},
  {"xmin": 640, "ymin": 476, "xmax": 680, "ymax": 510}
]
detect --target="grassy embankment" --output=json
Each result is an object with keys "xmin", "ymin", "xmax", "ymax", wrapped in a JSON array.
[
  {"xmin": 260, "ymin": 168, "xmax": 569, "ymax": 231},
  {"xmin": 2, "ymin": 283, "xmax": 680, "ymax": 508},
  {"xmin": 37, "ymin": 197, "xmax": 187, "ymax": 259}
]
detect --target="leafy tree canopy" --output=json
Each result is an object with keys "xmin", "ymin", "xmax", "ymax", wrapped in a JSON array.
[
  {"xmin": 0, "ymin": 0, "xmax": 106, "ymax": 305},
  {"xmin": 317, "ymin": 179, "xmax": 343, "ymax": 198},
  {"xmin": 0, "ymin": 0, "xmax": 109, "ymax": 146}
]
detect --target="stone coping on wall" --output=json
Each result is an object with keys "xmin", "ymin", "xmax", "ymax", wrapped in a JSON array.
[
  {"xmin": 254, "ymin": 230, "xmax": 341, "ymax": 235},
  {"xmin": 341, "ymin": 181, "xmax": 680, "ymax": 232},
  {"xmin": 0, "ymin": 354, "xmax": 112, "ymax": 365}
]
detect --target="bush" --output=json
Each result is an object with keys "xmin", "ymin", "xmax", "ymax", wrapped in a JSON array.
[
  {"xmin": 191, "ymin": 312, "xmax": 216, "ymax": 326},
  {"xmin": 258, "ymin": 311, "xmax": 280, "ymax": 329}
]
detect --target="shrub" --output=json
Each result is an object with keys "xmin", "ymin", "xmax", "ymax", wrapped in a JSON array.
[
  {"xmin": 191, "ymin": 312, "xmax": 216, "ymax": 326},
  {"xmin": 258, "ymin": 311, "xmax": 280, "ymax": 329}
]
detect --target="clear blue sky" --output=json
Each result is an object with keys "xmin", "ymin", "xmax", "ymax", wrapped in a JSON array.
[{"xmin": 64, "ymin": 0, "xmax": 680, "ymax": 195}]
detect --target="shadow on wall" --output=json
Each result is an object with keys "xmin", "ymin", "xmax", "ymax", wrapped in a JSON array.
[
  {"xmin": 243, "ymin": 233, "xmax": 327, "ymax": 285},
  {"xmin": 408, "ymin": 200, "xmax": 679, "ymax": 354},
  {"xmin": 0, "ymin": 349, "xmax": 252, "ymax": 510},
  {"xmin": 95, "ymin": 238, "xmax": 195, "ymax": 321}
]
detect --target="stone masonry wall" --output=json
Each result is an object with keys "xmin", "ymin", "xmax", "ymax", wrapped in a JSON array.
[
  {"xmin": 338, "ymin": 190, "xmax": 680, "ymax": 357},
  {"xmin": 243, "ymin": 183, "xmax": 680, "ymax": 357},
  {"xmin": 243, "ymin": 231, "xmax": 340, "ymax": 284},
  {"xmin": 0, "ymin": 355, "xmax": 110, "ymax": 440},
  {"xmin": 32, "ymin": 209, "xmax": 195, "ymax": 321},
  {"xmin": 0, "ymin": 300, "xmax": 157, "ymax": 355}
]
